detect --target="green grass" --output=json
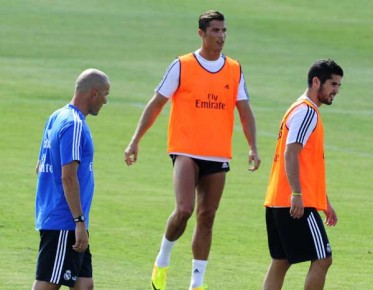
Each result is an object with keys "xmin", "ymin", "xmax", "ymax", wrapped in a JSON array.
[{"xmin": 0, "ymin": 0, "xmax": 372, "ymax": 289}]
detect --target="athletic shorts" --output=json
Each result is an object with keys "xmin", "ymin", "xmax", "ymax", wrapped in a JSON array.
[
  {"xmin": 35, "ymin": 230, "xmax": 92, "ymax": 287},
  {"xmin": 170, "ymin": 154, "xmax": 230, "ymax": 177},
  {"xmin": 265, "ymin": 207, "xmax": 332, "ymax": 264}
]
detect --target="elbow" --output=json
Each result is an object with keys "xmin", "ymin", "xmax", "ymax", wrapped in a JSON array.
[
  {"xmin": 62, "ymin": 172, "xmax": 77, "ymax": 189},
  {"xmin": 284, "ymin": 150, "xmax": 297, "ymax": 164},
  {"xmin": 62, "ymin": 174, "xmax": 72, "ymax": 188}
]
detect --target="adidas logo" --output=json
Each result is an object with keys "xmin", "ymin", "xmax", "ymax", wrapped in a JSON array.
[
  {"xmin": 222, "ymin": 162, "xmax": 229, "ymax": 169},
  {"xmin": 224, "ymin": 84, "xmax": 230, "ymax": 89},
  {"xmin": 194, "ymin": 269, "xmax": 200, "ymax": 273}
]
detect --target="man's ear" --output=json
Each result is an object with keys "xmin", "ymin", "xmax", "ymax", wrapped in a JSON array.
[
  {"xmin": 312, "ymin": 76, "xmax": 321, "ymax": 89},
  {"xmin": 90, "ymin": 88, "xmax": 97, "ymax": 99}
]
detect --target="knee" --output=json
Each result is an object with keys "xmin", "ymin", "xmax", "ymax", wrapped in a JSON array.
[
  {"xmin": 81, "ymin": 284, "xmax": 94, "ymax": 290},
  {"xmin": 314, "ymin": 256, "xmax": 333, "ymax": 271},
  {"xmin": 197, "ymin": 207, "xmax": 217, "ymax": 229},
  {"xmin": 74, "ymin": 279, "xmax": 94, "ymax": 290},
  {"xmin": 322, "ymin": 256, "xmax": 333, "ymax": 268},
  {"xmin": 87, "ymin": 281, "xmax": 94, "ymax": 290},
  {"xmin": 271, "ymin": 259, "xmax": 291, "ymax": 273},
  {"xmin": 175, "ymin": 206, "xmax": 194, "ymax": 221}
]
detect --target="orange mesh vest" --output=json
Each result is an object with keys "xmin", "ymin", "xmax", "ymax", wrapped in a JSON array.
[
  {"xmin": 264, "ymin": 99, "xmax": 327, "ymax": 210},
  {"xmin": 167, "ymin": 53, "xmax": 241, "ymax": 159}
]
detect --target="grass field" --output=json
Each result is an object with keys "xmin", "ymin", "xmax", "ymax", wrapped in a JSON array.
[{"xmin": 0, "ymin": 0, "xmax": 372, "ymax": 289}]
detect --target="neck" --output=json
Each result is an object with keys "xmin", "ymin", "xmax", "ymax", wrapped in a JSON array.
[
  {"xmin": 198, "ymin": 48, "xmax": 221, "ymax": 61},
  {"xmin": 70, "ymin": 95, "xmax": 89, "ymax": 116},
  {"xmin": 304, "ymin": 89, "xmax": 321, "ymax": 107}
]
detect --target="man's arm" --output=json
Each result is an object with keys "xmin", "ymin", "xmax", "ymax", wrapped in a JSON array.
[
  {"xmin": 124, "ymin": 92, "xmax": 169, "ymax": 165},
  {"xmin": 236, "ymin": 100, "xmax": 260, "ymax": 171},
  {"xmin": 285, "ymin": 142, "xmax": 304, "ymax": 218},
  {"xmin": 35, "ymin": 160, "xmax": 40, "ymax": 174},
  {"xmin": 324, "ymin": 195, "xmax": 338, "ymax": 226},
  {"xmin": 62, "ymin": 161, "xmax": 88, "ymax": 252}
]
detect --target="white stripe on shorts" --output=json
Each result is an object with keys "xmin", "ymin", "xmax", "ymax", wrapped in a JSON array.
[
  {"xmin": 50, "ymin": 230, "xmax": 68, "ymax": 284},
  {"xmin": 307, "ymin": 212, "xmax": 326, "ymax": 259}
]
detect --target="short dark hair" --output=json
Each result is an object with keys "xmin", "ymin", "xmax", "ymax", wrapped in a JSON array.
[
  {"xmin": 307, "ymin": 59, "xmax": 344, "ymax": 87},
  {"xmin": 198, "ymin": 10, "xmax": 225, "ymax": 31}
]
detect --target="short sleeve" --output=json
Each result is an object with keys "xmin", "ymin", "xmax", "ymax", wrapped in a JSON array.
[
  {"xmin": 286, "ymin": 104, "xmax": 318, "ymax": 146},
  {"xmin": 59, "ymin": 119, "xmax": 83, "ymax": 166},
  {"xmin": 237, "ymin": 72, "xmax": 249, "ymax": 101},
  {"xmin": 155, "ymin": 59, "xmax": 181, "ymax": 98}
]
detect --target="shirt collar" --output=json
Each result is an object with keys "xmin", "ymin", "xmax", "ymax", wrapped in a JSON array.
[
  {"xmin": 298, "ymin": 94, "xmax": 318, "ymax": 108},
  {"xmin": 67, "ymin": 103, "xmax": 86, "ymax": 120}
]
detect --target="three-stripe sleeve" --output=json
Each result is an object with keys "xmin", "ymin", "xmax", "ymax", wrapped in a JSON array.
[
  {"xmin": 296, "ymin": 105, "xmax": 316, "ymax": 144},
  {"xmin": 72, "ymin": 111, "xmax": 83, "ymax": 161}
]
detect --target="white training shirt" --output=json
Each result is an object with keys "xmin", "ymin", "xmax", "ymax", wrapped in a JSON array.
[
  {"xmin": 155, "ymin": 49, "xmax": 250, "ymax": 102},
  {"xmin": 286, "ymin": 95, "xmax": 318, "ymax": 146}
]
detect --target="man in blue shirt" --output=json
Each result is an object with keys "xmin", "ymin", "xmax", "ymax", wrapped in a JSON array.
[{"xmin": 32, "ymin": 68, "xmax": 110, "ymax": 290}]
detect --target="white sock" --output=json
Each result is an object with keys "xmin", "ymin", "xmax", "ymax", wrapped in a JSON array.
[
  {"xmin": 190, "ymin": 259, "xmax": 208, "ymax": 288},
  {"xmin": 155, "ymin": 235, "xmax": 176, "ymax": 267}
]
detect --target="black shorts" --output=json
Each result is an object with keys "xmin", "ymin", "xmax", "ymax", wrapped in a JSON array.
[
  {"xmin": 35, "ymin": 230, "xmax": 92, "ymax": 287},
  {"xmin": 170, "ymin": 154, "xmax": 230, "ymax": 177},
  {"xmin": 265, "ymin": 207, "xmax": 332, "ymax": 264}
]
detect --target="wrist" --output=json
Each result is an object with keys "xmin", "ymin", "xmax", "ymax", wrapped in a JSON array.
[
  {"xmin": 131, "ymin": 136, "xmax": 140, "ymax": 144},
  {"xmin": 249, "ymin": 147, "xmax": 257, "ymax": 154},
  {"xmin": 73, "ymin": 214, "xmax": 85, "ymax": 223}
]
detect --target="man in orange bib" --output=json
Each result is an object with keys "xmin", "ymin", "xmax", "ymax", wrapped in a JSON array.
[
  {"xmin": 263, "ymin": 59, "xmax": 343, "ymax": 290},
  {"xmin": 124, "ymin": 10, "xmax": 260, "ymax": 290}
]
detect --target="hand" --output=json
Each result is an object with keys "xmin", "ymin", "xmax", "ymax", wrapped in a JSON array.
[
  {"xmin": 35, "ymin": 160, "xmax": 40, "ymax": 174},
  {"xmin": 324, "ymin": 204, "xmax": 338, "ymax": 226},
  {"xmin": 124, "ymin": 141, "xmax": 139, "ymax": 166},
  {"xmin": 290, "ymin": 195, "xmax": 304, "ymax": 219},
  {"xmin": 248, "ymin": 149, "xmax": 261, "ymax": 172},
  {"xmin": 73, "ymin": 223, "xmax": 89, "ymax": 252}
]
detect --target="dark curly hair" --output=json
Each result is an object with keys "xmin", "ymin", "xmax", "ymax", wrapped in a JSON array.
[{"xmin": 307, "ymin": 59, "xmax": 344, "ymax": 87}]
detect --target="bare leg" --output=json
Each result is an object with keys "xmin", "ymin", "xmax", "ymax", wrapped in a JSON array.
[
  {"xmin": 32, "ymin": 281, "xmax": 60, "ymax": 290},
  {"xmin": 262, "ymin": 259, "xmax": 291, "ymax": 290},
  {"xmin": 70, "ymin": 277, "xmax": 94, "ymax": 290},
  {"xmin": 192, "ymin": 172, "xmax": 226, "ymax": 260},
  {"xmin": 304, "ymin": 257, "xmax": 332, "ymax": 290},
  {"xmin": 165, "ymin": 156, "xmax": 198, "ymax": 241}
]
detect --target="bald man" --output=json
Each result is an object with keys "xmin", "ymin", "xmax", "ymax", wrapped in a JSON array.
[{"xmin": 32, "ymin": 69, "xmax": 110, "ymax": 290}]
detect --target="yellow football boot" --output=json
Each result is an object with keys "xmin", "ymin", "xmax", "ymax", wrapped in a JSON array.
[{"xmin": 151, "ymin": 264, "xmax": 169, "ymax": 290}]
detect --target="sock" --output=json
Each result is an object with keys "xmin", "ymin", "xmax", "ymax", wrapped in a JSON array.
[
  {"xmin": 190, "ymin": 259, "xmax": 208, "ymax": 288},
  {"xmin": 155, "ymin": 235, "xmax": 176, "ymax": 267}
]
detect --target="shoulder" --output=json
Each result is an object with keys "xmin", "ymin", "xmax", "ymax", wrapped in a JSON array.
[
  {"xmin": 224, "ymin": 54, "xmax": 240, "ymax": 64},
  {"xmin": 223, "ymin": 54, "xmax": 240, "ymax": 68},
  {"xmin": 288, "ymin": 99, "xmax": 317, "ymax": 115},
  {"xmin": 289, "ymin": 103, "xmax": 317, "ymax": 120},
  {"xmin": 57, "ymin": 107, "xmax": 85, "ymax": 134},
  {"xmin": 286, "ymin": 102, "xmax": 318, "ymax": 131},
  {"xmin": 167, "ymin": 58, "xmax": 181, "ymax": 72},
  {"xmin": 178, "ymin": 52, "xmax": 195, "ymax": 62},
  {"xmin": 223, "ymin": 55, "xmax": 241, "ymax": 76}
]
